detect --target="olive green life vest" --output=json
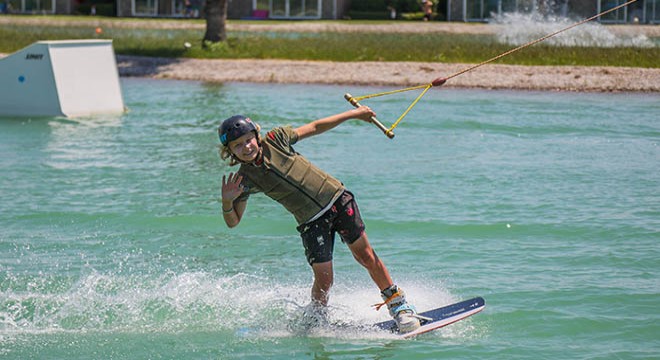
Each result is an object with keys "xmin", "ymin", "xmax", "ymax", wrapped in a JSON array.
[{"xmin": 237, "ymin": 127, "xmax": 344, "ymax": 225}]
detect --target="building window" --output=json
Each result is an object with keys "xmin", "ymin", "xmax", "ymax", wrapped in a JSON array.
[
  {"xmin": 6, "ymin": 0, "xmax": 55, "ymax": 13},
  {"xmin": 270, "ymin": 0, "xmax": 321, "ymax": 19},
  {"xmin": 134, "ymin": 0, "xmax": 158, "ymax": 16}
]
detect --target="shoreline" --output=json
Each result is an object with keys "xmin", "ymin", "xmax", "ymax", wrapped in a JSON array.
[
  {"xmin": 116, "ymin": 55, "xmax": 660, "ymax": 92},
  {"xmin": 0, "ymin": 16, "xmax": 660, "ymax": 93},
  {"xmin": 1, "ymin": 51, "xmax": 657, "ymax": 92},
  {"xmin": 2, "ymin": 17, "xmax": 658, "ymax": 92}
]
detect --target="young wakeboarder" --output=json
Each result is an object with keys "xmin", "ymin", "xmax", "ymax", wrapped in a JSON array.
[{"xmin": 218, "ymin": 106, "xmax": 421, "ymax": 333}]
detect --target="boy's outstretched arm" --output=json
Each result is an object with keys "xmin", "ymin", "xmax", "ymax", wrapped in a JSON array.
[{"xmin": 295, "ymin": 106, "xmax": 375, "ymax": 141}]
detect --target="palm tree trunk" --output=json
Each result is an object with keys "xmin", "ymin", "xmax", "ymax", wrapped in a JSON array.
[{"xmin": 203, "ymin": 0, "xmax": 228, "ymax": 44}]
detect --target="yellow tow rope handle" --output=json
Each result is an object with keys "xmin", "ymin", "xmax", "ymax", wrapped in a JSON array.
[
  {"xmin": 344, "ymin": 78, "xmax": 447, "ymax": 139},
  {"xmin": 344, "ymin": 93, "xmax": 395, "ymax": 139}
]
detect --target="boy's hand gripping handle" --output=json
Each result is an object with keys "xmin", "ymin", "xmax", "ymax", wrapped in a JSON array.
[{"xmin": 344, "ymin": 93, "xmax": 395, "ymax": 139}]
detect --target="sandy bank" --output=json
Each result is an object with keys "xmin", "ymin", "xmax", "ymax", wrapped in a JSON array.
[
  {"xmin": 116, "ymin": 55, "xmax": 660, "ymax": 92},
  {"xmin": 1, "ymin": 52, "xmax": 657, "ymax": 92}
]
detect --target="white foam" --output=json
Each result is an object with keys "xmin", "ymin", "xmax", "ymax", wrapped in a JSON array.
[
  {"xmin": 0, "ymin": 270, "xmax": 482, "ymax": 341},
  {"xmin": 493, "ymin": 12, "xmax": 655, "ymax": 48}
]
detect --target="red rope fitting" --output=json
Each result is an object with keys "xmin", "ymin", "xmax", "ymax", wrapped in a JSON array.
[{"xmin": 431, "ymin": 77, "xmax": 447, "ymax": 87}]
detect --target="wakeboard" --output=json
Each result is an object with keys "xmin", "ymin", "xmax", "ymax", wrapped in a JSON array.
[{"xmin": 374, "ymin": 296, "xmax": 485, "ymax": 339}]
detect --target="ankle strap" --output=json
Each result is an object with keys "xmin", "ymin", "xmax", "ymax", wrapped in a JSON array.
[{"xmin": 372, "ymin": 290, "xmax": 404, "ymax": 311}]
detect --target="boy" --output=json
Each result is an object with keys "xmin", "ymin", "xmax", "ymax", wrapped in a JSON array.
[{"xmin": 218, "ymin": 106, "xmax": 420, "ymax": 333}]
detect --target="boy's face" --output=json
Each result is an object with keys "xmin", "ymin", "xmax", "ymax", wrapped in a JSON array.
[{"xmin": 228, "ymin": 132, "xmax": 259, "ymax": 163}]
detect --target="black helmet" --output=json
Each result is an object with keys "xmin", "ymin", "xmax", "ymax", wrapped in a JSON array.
[{"xmin": 218, "ymin": 115, "xmax": 258, "ymax": 146}]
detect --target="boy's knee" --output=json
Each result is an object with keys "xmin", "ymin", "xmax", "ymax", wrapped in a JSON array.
[{"xmin": 353, "ymin": 248, "xmax": 379, "ymax": 268}]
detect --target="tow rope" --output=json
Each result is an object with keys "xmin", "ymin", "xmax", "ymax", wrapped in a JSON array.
[{"xmin": 345, "ymin": 0, "xmax": 639, "ymax": 139}]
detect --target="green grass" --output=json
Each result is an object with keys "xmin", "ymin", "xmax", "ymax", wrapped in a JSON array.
[{"xmin": 0, "ymin": 17, "xmax": 657, "ymax": 68}]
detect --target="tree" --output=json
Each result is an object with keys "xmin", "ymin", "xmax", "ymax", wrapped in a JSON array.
[{"xmin": 203, "ymin": 0, "xmax": 228, "ymax": 45}]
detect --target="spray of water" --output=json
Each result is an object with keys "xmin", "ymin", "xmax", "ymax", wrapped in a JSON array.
[
  {"xmin": 493, "ymin": 12, "xmax": 655, "ymax": 48},
  {"xmin": 0, "ymin": 269, "xmax": 481, "ymax": 344}
]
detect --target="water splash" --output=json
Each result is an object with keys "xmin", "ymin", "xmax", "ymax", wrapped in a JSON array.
[
  {"xmin": 0, "ymin": 270, "xmax": 477, "ymax": 342},
  {"xmin": 493, "ymin": 12, "xmax": 655, "ymax": 48}
]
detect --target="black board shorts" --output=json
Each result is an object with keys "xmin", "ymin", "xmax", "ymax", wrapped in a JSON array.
[{"xmin": 296, "ymin": 190, "xmax": 366, "ymax": 265}]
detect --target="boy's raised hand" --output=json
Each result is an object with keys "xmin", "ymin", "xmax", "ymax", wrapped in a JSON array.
[{"xmin": 222, "ymin": 172, "xmax": 244, "ymax": 203}]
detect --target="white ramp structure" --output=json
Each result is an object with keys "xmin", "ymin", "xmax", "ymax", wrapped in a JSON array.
[{"xmin": 0, "ymin": 40, "xmax": 125, "ymax": 117}]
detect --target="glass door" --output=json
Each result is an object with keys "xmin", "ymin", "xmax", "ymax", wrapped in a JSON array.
[
  {"xmin": 304, "ymin": 0, "xmax": 319, "ymax": 17},
  {"xmin": 7, "ymin": 0, "xmax": 54, "ymax": 13},
  {"xmin": 598, "ymin": 0, "xmax": 628, "ymax": 23},
  {"xmin": 270, "ymin": 0, "xmax": 320, "ymax": 19},
  {"xmin": 134, "ymin": 0, "xmax": 158, "ymax": 16}
]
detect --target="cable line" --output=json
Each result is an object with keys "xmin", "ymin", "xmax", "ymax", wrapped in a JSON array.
[{"xmin": 345, "ymin": 0, "xmax": 639, "ymax": 139}]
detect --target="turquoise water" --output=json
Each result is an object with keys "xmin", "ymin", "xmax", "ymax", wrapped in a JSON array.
[{"xmin": 1, "ymin": 79, "xmax": 658, "ymax": 359}]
